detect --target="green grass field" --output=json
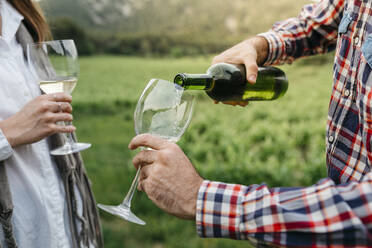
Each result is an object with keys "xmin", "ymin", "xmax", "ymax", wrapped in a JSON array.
[{"xmin": 72, "ymin": 55, "xmax": 334, "ymax": 247}]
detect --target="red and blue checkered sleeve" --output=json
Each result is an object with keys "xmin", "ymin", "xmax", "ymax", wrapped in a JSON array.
[
  {"xmin": 196, "ymin": 173, "xmax": 372, "ymax": 246},
  {"xmin": 258, "ymin": 0, "xmax": 344, "ymax": 65}
]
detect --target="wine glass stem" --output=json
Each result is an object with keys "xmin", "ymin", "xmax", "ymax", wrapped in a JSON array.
[{"xmin": 121, "ymin": 166, "xmax": 142, "ymax": 208}]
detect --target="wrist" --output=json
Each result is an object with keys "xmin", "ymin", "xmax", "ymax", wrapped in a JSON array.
[
  {"xmin": 0, "ymin": 119, "xmax": 18, "ymax": 148},
  {"xmin": 247, "ymin": 36, "xmax": 269, "ymax": 66},
  {"xmin": 185, "ymin": 176, "xmax": 204, "ymax": 220}
]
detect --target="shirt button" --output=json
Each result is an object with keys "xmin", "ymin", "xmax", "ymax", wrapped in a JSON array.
[
  {"xmin": 344, "ymin": 89, "xmax": 350, "ymax": 97},
  {"xmin": 354, "ymin": 36, "xmax": 360, "ymax": 45},
  {"xmin": 328, "ymin": 135, "xmax": 335, "ymax": 143}
]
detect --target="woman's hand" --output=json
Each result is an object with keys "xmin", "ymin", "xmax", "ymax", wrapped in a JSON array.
[
  {"xmin": 212, "ymin": 36, "xmax": 269, "ymax": 107},
  {"xmin": 0, "ymin": 93, "xmax": 75, "ymax": 147}
]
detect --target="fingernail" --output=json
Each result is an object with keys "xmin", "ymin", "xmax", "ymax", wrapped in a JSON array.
[{"xmin": 248, "ymin": 75, "xmax": 257, "ymax": 83}]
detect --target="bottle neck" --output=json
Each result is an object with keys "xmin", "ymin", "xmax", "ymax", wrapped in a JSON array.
[{"xmin": 174, "ymin": 73, "xmax": 214, "ymax": 90}]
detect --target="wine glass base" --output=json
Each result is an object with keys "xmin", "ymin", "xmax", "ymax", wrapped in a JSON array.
[
  {"xmin": 50, "ymin": 142, "xmax": 91, "ymax": 156},
  {"xmin": 97, "ymin": 203, "xmax": 146, "ymax": 225}
]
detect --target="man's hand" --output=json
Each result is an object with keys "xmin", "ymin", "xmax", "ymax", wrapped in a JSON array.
[
  {"xmin": 212, "ymin": 36, "xmax": 269, "ymax": 106},
  {"xmin": 212, "ymin": 36, "xmax": 269, "ymax": 83},
  {"xmin": 129, "ymin": 134, "xmax": 203, "ymax": 220},
  {"xmin": 0, "ymin": 93, "xmax": 75, "ymax": 147}
]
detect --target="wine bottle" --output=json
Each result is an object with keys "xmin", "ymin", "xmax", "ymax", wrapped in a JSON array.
[{"xmin": 174, "ymin": 63, "xmax": 288, "ymax": 102}]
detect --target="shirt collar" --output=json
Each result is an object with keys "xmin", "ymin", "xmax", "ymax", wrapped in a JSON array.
[{"xmin": 1, "ymin": 0, "xmax": 24, "ymax": 43}]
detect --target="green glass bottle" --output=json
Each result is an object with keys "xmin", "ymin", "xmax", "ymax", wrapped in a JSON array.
[{"xmin": 174, "ymin": 63, "xmax": 288, "ymax": 102}]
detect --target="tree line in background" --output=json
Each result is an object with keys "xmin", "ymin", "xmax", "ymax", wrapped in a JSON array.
[
  {"xmin": 50, "ymin": 17, "xmax": 335, "ymax": 66},
  {"xmin": 50, "ymin": 18, "xmax": 232, "ymax": 57}
]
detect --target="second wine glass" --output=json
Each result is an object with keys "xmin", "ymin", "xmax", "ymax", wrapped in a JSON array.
[
  {"xmin": 98, "ymin": 78, "xmax": 195, "ymax": 225},
  {"xmin": 27, "ymin": 39, "xmax": 91, "ymax": 155}
]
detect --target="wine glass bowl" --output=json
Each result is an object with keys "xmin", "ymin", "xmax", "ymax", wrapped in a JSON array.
[
  {"xmin": 134, "ymin": 79, "xmax": 195, "ymax": 141},
  {"xmin": 98, "ymin": 79, "xmax": 195, "ymax": 225},
  {"xmin": 27, "ymin": 40, "xmax": 91, "ymax": 155}
]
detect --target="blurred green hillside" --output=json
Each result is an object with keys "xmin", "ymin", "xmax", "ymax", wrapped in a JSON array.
[
  {"xmin": 43, "ymin": 0, "xmax": 310, "ymax": 36},
  {"xmin": 41, "ymin": 0, "xmax": 312, "ymax": 56}
]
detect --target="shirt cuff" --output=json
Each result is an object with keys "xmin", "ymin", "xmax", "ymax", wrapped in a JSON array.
[
  {"xmin": 257, "ymin": 32, "xmax": 288, "ymax": 66},
  {"xmin": 196, "ymin": 180, "xmax": 247, "ymax": 239},
  {"xmin": 0, "ymin": 128, "xmax": 13, "ymax": 161}
]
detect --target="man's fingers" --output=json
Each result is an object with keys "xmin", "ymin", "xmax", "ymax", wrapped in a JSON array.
[
  {"xmin": 221, "ymin": 101, "xmax": 249, "ymax": 107},
  {"xmin": 244, "ymin": 59, "xmax": 258, "ymax": 84},
  {"xmin": 129, "ymin": 134, "xmax": 169, "ymax": 150},
  {"xmin": 137, "ymin": 180, "xmax": 143, "ymax": 191},
  {"xmin": 238, "ymin": 101, "xmax": 249, "ymax": 107},
  {"xmin": 137, "ymin": 179, "xmax": 148, "ymax": 192},
  {"xmin": 132, "ymin": 149, "xmax": 157, "ymax": 170},
  {"xmin": 243, "ymin": 59, "xmax": 259, "ymax": 84},
  {"xmin": 139, "ymin": 164, "xmax": 152, "ymax": 180},
  {"xmin": 45, "ymin": 93, "xmax": 72, "ymax": 103},
  {"xmin": 222, "ymin": 101, "xmax": 238, "ymax": 106},
  {"xmin": 213, "ymin": 57, "xmax": 258, "ymax": 84}
]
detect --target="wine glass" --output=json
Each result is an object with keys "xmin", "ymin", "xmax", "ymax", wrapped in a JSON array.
[
  {"xmin": 98, "ymin": 79, "xmax": 195, "ymax": 225},
  {"xmin": 27, "ymin": 40, "xmax": 91, "ymax": 155}
]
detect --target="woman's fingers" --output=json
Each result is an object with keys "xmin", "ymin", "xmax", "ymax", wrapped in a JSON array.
[
  {"xmin": 50, "ymin": 102, "xmax": 73, "ymax": 113},
  {"xmin": 45, "ymin": 93, "xmax": 72, "ymax": 103},
  {"xmin": 48, "ymin": 113, "xmax": 73, "ymax": 123},
  {"xmin": 37, "ymin": 94, "xmax": 73, "ymax": 113},
  {"xmin": 49, "ymin": 123, "xmax": 76, "ymax": 133}
]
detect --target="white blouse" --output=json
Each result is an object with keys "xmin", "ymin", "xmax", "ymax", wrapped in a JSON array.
[{"xmin": 0, "ymin": 1, "xmax": 74, "ymax": 247}]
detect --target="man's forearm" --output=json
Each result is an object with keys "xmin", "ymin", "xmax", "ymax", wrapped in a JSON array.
[{"xmin": 196, "ymin": 176, "xmax": 372, "ymax": 246}]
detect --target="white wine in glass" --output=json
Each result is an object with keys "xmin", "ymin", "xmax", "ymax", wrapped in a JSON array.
[
  {"xmin": 27, "ymin": 40, "xmax": 91, "ymax": 155},
  {"xmin": 98, "ymin": 79, "xmax": 195, "ymax": 225},
  {"xmin": 39, "ymin": 78, "xmax": 77, "ymax": 95}
]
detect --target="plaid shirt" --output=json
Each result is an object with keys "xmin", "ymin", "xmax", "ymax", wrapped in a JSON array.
[{"xmin": 196, "ymin": 0, "xmax": 372, "ymax": 246}]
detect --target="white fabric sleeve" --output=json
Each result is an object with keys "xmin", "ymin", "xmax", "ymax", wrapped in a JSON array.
[{"xmin": 0, "ymin": 128, "xmax": 13, "ymax": 161}]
